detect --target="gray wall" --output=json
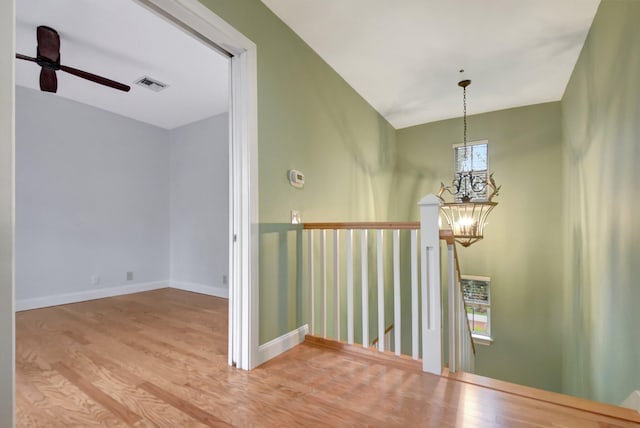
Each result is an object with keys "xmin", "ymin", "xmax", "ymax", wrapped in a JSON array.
[
  {"xmin": 170, "ymin": 114, "xmax": 229, "ymax": 292},
  {"xmin": 0, "ymin": 0, "xmax": 14, "ymax": 423},
  {"xmin": 15, "ymin": 86, "xmax": 171, "ymax": 301},
  {"xmin": 393, "ymin": 102, "xmax": 565, "ymax": 393},
  {"xmin": 16, "ymin": 86, "xmax": 229, "ymax": 305},
  {"xmin": 561, "ymin": 0, "xmax": 640, "ymax": 405}
]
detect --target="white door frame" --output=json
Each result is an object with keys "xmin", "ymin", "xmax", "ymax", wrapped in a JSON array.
[
  {"xmin": 3, "ymin": 1, "xmax": 265, "ymax": 425},
  {"xmin": 1, "ymin": 1, "xmax": 259, "ymax": 423},
  {"xmin": 0, "ymin": 0, "xmax": 16, "ymax": 425},
  {"xmin": 137, "ymin": 0, "xmax": 259, "ymax": 371}
]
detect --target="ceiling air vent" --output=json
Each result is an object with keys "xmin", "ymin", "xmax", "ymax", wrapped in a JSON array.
[{"xmin": 134, "ymin": 76, "xmax": 168, "ymax": 92}]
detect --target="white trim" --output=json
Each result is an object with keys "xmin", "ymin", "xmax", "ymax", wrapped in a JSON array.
[
  {"xmin": 256, "ymin": 325, "xmax": 309, "ymax": 367},
  {"xmin": 231, "ymin": 46, "xmax": 260, "ymax": 371},
  {"xmin": 460, "ymin": 274, "xmax": 491, "ymax": 282},
  {"xmin": 15, "ymin": 281, "xmax": 170, "ymax": 312},
  {"xmin": 461, "ymin": 275, "xmax": 492, "ymax": 340},
  {"xmin": 137, "ymin": 0, "xmax": 252, "ymax": 57},
  {"xmin": 138, "ymin": 0, "xmax": 259, "ymax": 370},
  {"xmin": 170, "ymin": 281, "xmax": 228, "ymax": 298},
  {"xmin": 451, "ymin": 139, "xmax": 489, "ymax": 149},
  {"xmin": 0, "ymin": 0, "xmax": 15, "ymax": 425},
  {"xmin": 472, "ymin": 334, "xmax": 494, "ymax": 346},
  {"xmin": 622, "ymin": 391, "xmax": 640, "ymax": 412},
  {"xmin": 418, "ymin": 194, "xmax": 443, "ymax": 375}
]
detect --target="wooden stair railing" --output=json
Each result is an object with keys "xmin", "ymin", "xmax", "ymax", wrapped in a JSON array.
[
  {"xmin": 303, "ymin": 222, "xmax": 422, "ymax": 358},
  {"xmin": 303, "ymin": 220, "xmax": 475, "ymax": 374},
  {"xmin": 370, "ymin": 324, "xmax": 394, "ymax": 347},
  {"xmin": 304, "ymin": 222, "xmax": 420, "ymax": 230}
]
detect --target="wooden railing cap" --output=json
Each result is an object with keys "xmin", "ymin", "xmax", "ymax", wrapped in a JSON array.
[{"xmin": 303, "ymin": 222, "xmax": 420, "ymax": 230}]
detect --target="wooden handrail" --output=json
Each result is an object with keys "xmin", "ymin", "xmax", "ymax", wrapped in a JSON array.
[
  {"xmin": 303, "ymin": 222, "xmax": 419, "ymax": 230},
  {"xmin": 439, "ymin": 229, "xmax": 455, "ymax": 245},
  {"xmin": 451, "ymin": 240, "xmax": 462, "ymax": 283},
  {"xmin": 462, "ymin": 293, "xmax": 477, "ymax": 356},
  {"xmin": 302, "ymin": 220, "xmax": 473, "ymax": 358},
  {"xmin": 371, "ymin": 324, "xmax": 394, "ymax": 346},
  {"xmin": 303, "ymin": 222, "xmax": 456, "ymax": 243}
]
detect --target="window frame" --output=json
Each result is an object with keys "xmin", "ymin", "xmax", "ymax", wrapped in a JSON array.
[
  {"xmin": 452, "ymin": 140, "xmax": 489, "ymax": 202},
  {"xmin": 461, "ymin": 274, "xmax": 493, "ymax": 345}
]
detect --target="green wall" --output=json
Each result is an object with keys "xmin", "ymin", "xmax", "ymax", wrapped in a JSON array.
[
  {"xmin": 199, "ymin": 0, "xmax": 639, "ymax": 401},
  {"xmin": 393, "ymin": 102, "xmax": 565, "ymax": 393},
  {"xmin": 197, "ymin": 0, "xmax": 397, "ymax": 343},
  {"xmin": 0, "ymin": 4, "xmax": 633, "ymax": 426},
  {"xmin": 561, "ymin": 0, "xmax": 640, "ymax": 405}
]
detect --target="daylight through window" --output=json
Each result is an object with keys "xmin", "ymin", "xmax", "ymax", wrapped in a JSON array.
[
  {"xmin": 461, "ymin": 275, "xmax": 492, "ymax": 342},
  {"xmin": 453, "ymin": 141, "xmax": 488, "ymax": 201}
]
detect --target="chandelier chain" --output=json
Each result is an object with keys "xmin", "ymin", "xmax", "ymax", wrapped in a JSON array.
[
  {"xmin": 463, "ymin": 85, "xmax": 467, "ymax": 148},
  {"xmin": 436, "ymin": 74, "xmax": 501, "ymax": 247}
]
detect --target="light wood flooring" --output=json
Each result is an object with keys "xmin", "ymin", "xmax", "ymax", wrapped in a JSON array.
[{"xmin": 15, "ymin": 289, "xmax": 640, "ymax": 427}]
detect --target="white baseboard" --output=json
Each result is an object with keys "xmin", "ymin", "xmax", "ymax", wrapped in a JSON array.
[
  {"xmin": 256, "ymin": 324, "xmax": 309, "ymax": 366},
  {"xmin": 15, "ymin": 281, "xmax": 170, "ymax": 312},
  {"xmin": 622, "ymin": 390, "xmax": 640, "ymax": 412},
  {"xmin": 170, "ymin": 281, "xmax": 228, "ymax": 298}
]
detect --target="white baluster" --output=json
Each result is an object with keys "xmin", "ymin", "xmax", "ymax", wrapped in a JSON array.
[
  {"xmin": 308, "ymin": 230, "xmax": 315, "ymax": 335},
  {"xmin": 333, "ymin": 229, "xmax": 340, "ymax": 341},
  {"xmin": 320, "ymin": 229, "xmax": 327, "ymax": 338},
  {"xmin": 448, "ymin": 243, "xmax": 456, "ymax": 372},
  {"xmin": 411, "ymin": 230, "xmax": 419, "ymax": 360},
  {"xmin": 361, "ymin": 230, "xmax": 369, "ymax": 348},
  {"xmin": 393, "ymin": 229, "xmax": 401, "ymax": 356},
  {"xmin": 456, "ymin": 290, "xmax": 469, "ymax": 370},
  {"xmin": 377, "ymin": 229, "xmax": 385, "ymax": 352},
  {"xmin": 346, "ymin": 229, "xmax": 354, "ymax": 345}
]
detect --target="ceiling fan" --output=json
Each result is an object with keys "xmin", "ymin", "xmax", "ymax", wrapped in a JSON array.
[{"xmin": 16, "ymin": 26, "xmax": 131, "ymax": 93}]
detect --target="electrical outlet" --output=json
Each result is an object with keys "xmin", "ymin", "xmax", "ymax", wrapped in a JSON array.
[
  {"xmin": 91, "ymin": 274, "xmax": 100, "ymax": 286},
  {"xmin": 222, "ymin": 274, "xmax": 228, "ymax": 285},
  {"xmin": 126, "ymin": 271, "xmax": 134, "ymax": 281}
]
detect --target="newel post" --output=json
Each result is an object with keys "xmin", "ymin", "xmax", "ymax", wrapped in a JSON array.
[{"xmin": 418, "ymin": 194, "xmax": 442, "ymax": 375}]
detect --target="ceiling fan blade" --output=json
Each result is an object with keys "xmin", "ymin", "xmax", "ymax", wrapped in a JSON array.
[
  {"xmin": 40, "ymin": 68, "xmax": 58, "ymax": 93},
  {"xmin": 36, "ymin": 26, "xmax": 60, "ymax": 64},
  {"xmin": 59, "ymin": 64, "xmax": 131, "ymax": 92},
  {"xmin": 16, "ymin": 53, "xmax": 37, "ymax": 63}
]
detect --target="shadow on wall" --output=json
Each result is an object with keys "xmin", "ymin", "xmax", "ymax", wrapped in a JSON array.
[
  {"xmin": 307, "ymin": 63, "xmax": 395, "ymax": 176},
  {"xmin": 259, "ymin": 223, "xmax": 304, "ymax": 345},
  {"xmin": 561, "ymin": 0, "xmax": 640, "ymax": 405},
  {"xmin": 304, "ymin": 63, "xmax": 398, "ymax": 221},
  {"xmin": 389, "ymin": 154, "xmax": 441, "ymax": 221}
]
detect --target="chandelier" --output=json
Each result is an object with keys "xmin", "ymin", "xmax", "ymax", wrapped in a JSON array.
[{"xmin": 438, "ymin": 77, "xmax": 500, "ymax": 247}]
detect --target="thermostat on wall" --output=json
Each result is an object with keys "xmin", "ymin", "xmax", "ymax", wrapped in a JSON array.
[{"xmin": 288, "ymin": 169, "xmax": 305, "ymax": 188}]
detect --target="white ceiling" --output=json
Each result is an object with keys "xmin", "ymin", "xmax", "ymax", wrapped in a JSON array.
[
  {"xmin": 261, "ymin": 0, "xmax": 601, "ymax": 129},
  {"xmin": 16, "ymin": 0, "xmax": 229, "ymax": 130}
]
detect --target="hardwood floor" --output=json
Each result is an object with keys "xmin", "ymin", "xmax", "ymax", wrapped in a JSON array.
[{"xmin": 15, "ymin": 289, "xmax": 640, "ymax": 427}]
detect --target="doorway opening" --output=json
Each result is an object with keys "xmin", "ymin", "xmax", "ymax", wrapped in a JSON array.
[
  {"xmin": 132, "ymin": 0, "xmax": 259, "ymax": 371},
  {"xmin": 10, "ymin": 4, "xmax": 258, "ymax": 425}
]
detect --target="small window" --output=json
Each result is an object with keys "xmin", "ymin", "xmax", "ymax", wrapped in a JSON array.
[
  {"xmin": 453, "ymin": 141, "xmax": 488, "ymax": 201},
  {"xmin": 461, "ymin": 275, "xmax": 492, "ymax": 344}
]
